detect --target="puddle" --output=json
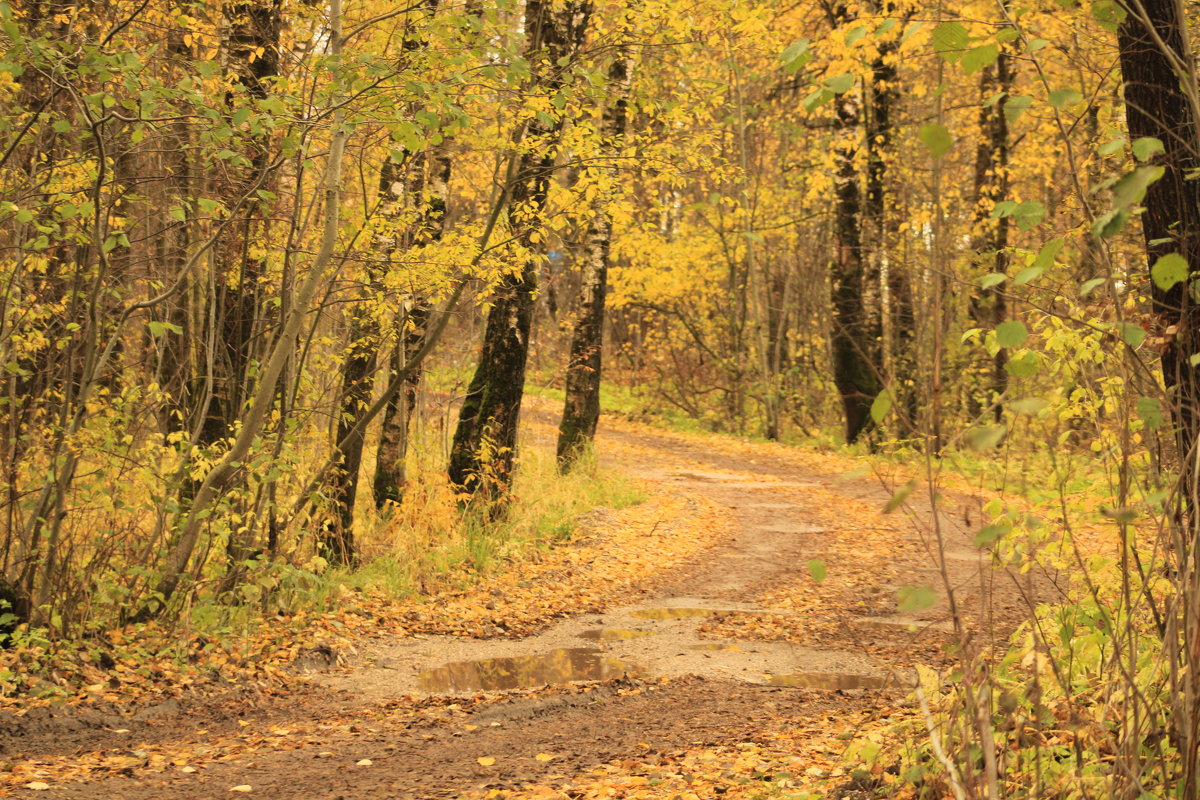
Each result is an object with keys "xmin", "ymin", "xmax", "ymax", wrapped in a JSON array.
[
  {"xmin": 417, "ymin": 649, "xmax": 640, "ymax": 692},
  {"xmin": 633, "ymin": 607, "xmax": 794, "ymax": 622},
  {"xmin": 766, "ymin": 672, "xmax": 890, "ymax": 691},
  {"xmin": 579, "ymin": 628, "xmax": 654, "ymax": 641},
  {"xmin": 687, "ymin": 643, "xmax": 744, "ymax": 652},
  {"xmin": 632, "ymin": 607, "xmax": 719, "ymax": 620}
]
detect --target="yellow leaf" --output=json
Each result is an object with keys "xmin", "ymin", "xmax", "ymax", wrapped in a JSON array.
[
  {"xmin": 477, "ymin": 756, "xmax": 496, "ymax": 766},
  {"xmin": 25, "ymin": 782, "xmax": 51, "ymax": 791},
  {"xmin": 180, "ymin": 766, "xmax": 198, "ymax": 773},
  {"xmin": 535, "ymin": 753, "xmax": 555, "ymax": 762},
  {"xmin": 356, "ymin": 759, "xmax": 373, "ymax": 766},
  {"xmin": 231, "ymin": 786, "xmax": 253, "ymax": 793}
]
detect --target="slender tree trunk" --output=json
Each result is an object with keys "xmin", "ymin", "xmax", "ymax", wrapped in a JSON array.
[
  {"xmin": 373, "ymin": 150, "xmax": 451, "ymax": 506},
  {"xmin": 865, "ymin": 34, "xmax": 913, "ymax": 434},
  {"xmin": 448, "ymin": 0, "xmax": 591, "ymax": 499},
  {"xmin": 968, "ymin": 54, "xmax": 1012, "ymax": 422},
  {"xmin": 557, "ymin": 55, "xmax": 629, "ymax": 469},
  {"xmin": 829, "ymin": 88, "xmax": 880, "ymax": 444},
  {"xmin": 1115, "ymin": 4, "xmax": 1200, "ymax": 790}
]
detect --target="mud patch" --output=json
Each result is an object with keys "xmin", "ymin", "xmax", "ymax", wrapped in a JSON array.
[
  {"xmin": 766, "ymin": 672, "xmax": 892, "ymax": 691},
  {"xmin": 417, "ymin": 649, "xmax": 642, "ymax": 693},
  {"xmin": 579, "ymin": 628, "xmax": 653, "ymax": 641}
]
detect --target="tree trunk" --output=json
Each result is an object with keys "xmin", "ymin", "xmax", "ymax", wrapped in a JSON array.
[
  {"xmin": 829, "ymin": 88, "xmax": 881, "ymax": 444},
  {"xmin": 1115, "ymin": 1, "xmax": 1200, "ymax": 792},
  {"xmin": 968, "ymin": 54, "xmax": 1012, "ymax": 422},
  {"xmin": 373, "ymin": 150, "xmax": 451, "ymax": 507},
  {"xmin": 557, "ymin": 55, "xmax": 629, "ymax": 470},
  {"xmin": 448, "ymin": 0, "xmax": 591, "ymax": 499}
]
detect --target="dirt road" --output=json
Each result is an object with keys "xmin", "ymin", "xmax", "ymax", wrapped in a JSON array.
[{"xmin": 2, "ymin": 412, "xmax": 1044, "ymax": 799}]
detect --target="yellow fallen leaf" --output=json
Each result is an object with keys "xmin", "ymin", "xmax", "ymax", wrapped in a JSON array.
[
  {"xmin": 25, "ymin": 782, "xmax": 51, "ymax": 791},
  {"xmin": 464, "ymin": 724, "xmax": 478, "ymax": 731},
  {"xmin": 477, "ymin": 756, "xmax": 496, "ymax": 766},
  {"xmin": 231, "ymin": 786, "xmax": 252, "ymax": 793},
  {"xmin": 180, "ymin": 766, "xmax": 198, "ymax": 774},
  {"xmin": 535, "ymin": 753, "xmax": 555, "ymax": 762},
  {"xmin": 356, "ymin": 759, "xmax": 372, "ymax": 766}
]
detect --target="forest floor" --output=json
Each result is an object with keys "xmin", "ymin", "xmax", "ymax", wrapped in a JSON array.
[{"xmin": 0, "ymin": 403, "xmax": 1063, "ymax": 799}]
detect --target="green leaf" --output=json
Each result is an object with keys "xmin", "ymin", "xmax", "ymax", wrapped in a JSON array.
[
  {"xmin": 1132, "ymin": 137, "xmax": 1164, "ymax": 162},
  {"xmin": 870, "ymin": 389, "xmax": 892, "ymax": 424},
  {"xmin": 1079, "ymin": 277, "xmax": 1106, "ymax": 296},
  {"xmin": 1091, "ymin": 0, "xmax": 1127, "ymax": 32},
  {"xmin": 962, "ymin": 44, "xmax": 999, "ymax": 75},
  {"xmin": 995, "ymin": 320, "xmax": 1028, "ymax": 348},
  {"xmin": 1006, "ymin": 350, "xmax": 1041, "ymax": 378},
  {"xmin": 149, "ymin": 320, "xmax": 182, "ymax": 337},
  {"xmin": 932, "ymin": 21, "xmax": 970, "ymax": 62},
  {"xmin": 980, "ymin": 273, "xmax": 1007, "ymax": 289},
  {"xmin": 897, "ymin": 585, "xmax": 938, "ymax": 613},
  {"xmin": 1034, "ymin": 238, "xmax": 1065, "ymax": 269},
  {"xmin": 918, "ymin": 123, "xmax": 954, "ymax": 158},
  {"xmin": 1027, "ymin": 38, "xmax": 1051, "ymax": 51},
  {"xmin": 1013, "ymin": 200, "xmax": 1046, "ymax": 231},
  {"xmin": 1099, "ymin": 137, "xmax": 1127, "ymax": 156},
  {"xmin": 1152, "ymin": 252, "xmax": 1189, "ymax": 290},
  {"xmin": 974, "ymin": 523, "xmax": 1011, "ymax": 547},
  {"xmin": 1117, "ymin": 322, "xmax": 1146, "ymax": 347},
  {"xmin": 807, "ymin": 559, "xmax": 827, "ymax": 583},
  {"xmin": 781, "ymin": 38, "xmax": 811, "ymax": 73},
  {"xmin": 1008, "ymin": 397, "xmax": 1047, "ymax": 416},
  {"xmin": 1004, "ymin": 95, "xmax": 1033, "ymax": 123},
  {"xmin": 1112, "ymin": 165, "xmax": 1164, "ymax": 208},
  {"xmin": 824, "ymin": 72, "xmax": 856, "ymax": 94},
  {"xmin": 884, "ymin": 479, "xmax": 919, "ymax": 513},
  {"xmin": 1092, "ymin": 209, "xmax": 1129, "ymax": 238},
  {"xmin": 965, "ymin": 424, "xmax": 1007, "ymax": 451},
  {"xmin": 1101, "ymin": 506, "xmax": 1138, "ymax": 523},
  {"xmin": 803, "ymin": 88, "xmax": 833, "ymax": 112},
  {"xmin": 1048, "ymin": 88, "xmax": 1082, "ymax": 109},
  {"xmin": 845, "ymin": 25, "xmax": 868, "ymax": 46},
  {"xmin": 1013, "ymin": 265, "xmax": 1043, "ymax": 285},
  {"xmin": 1137, "ymin": 396, "xmax": 1163, "ymax": 431}
]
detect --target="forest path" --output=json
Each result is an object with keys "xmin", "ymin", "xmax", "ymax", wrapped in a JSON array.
[{"xmin": 5, "ymin": 408, "xmax": 1049, "ymax": 799}]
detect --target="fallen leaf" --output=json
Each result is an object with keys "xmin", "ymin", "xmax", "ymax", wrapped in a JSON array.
[
  {"xmin": 535, "ymin": 753, "xmax": 555, "ymax": 762},
  {"xmin": 356, "ymin": 759, "xmax": 372, "ymax": 766},
  {"xmin": 25, "ymin": 782, "xmax": 51, "ymax": 791},
  {"xmin": 231, "ymin": 786, "xmax": 253, "ymax": 793},
  {"xmin": 478, "ymin": 756, "xmax": 496, "ymax": 766},
  {"xmin": 180, "ymin": 766, "xmax": 198, "ymax": 773}
]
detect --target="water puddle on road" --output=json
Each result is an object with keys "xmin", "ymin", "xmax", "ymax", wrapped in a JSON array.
[
  {"xmin": 688, "ymin": 643, "xmax": 744, "ymax": 652},
  {"xmin": 579, "ymin": 628, "xmax": 654, "ymax": 641},
  {"xmin": 766, "ymin": 672, "xmax": 890, "ymax": 691},
  {"xmin": 632, "ymin": 608, "xmax": 792, "ymax": 622},
  {"xmin": 632, "ymin": 607, "xmax": 720, "ymax": 620},
  {"xmin": 418, "ymin": 648, "xmax": 641, "ymax": 692}
]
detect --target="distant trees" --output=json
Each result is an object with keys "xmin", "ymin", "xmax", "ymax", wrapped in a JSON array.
[{"xmin": 448, "ymin": 0, "xmax": 592, "ymax": 499}]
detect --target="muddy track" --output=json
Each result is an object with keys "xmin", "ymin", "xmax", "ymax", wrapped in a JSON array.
[{"xmin": 2, "ymin": 413, "xmax": 1049, "ymax": 798}]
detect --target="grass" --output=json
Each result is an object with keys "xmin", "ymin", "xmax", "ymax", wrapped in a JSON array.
[{"xmin": 308, "ymin": 423, "xmax": 646, "ymax": 611}]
